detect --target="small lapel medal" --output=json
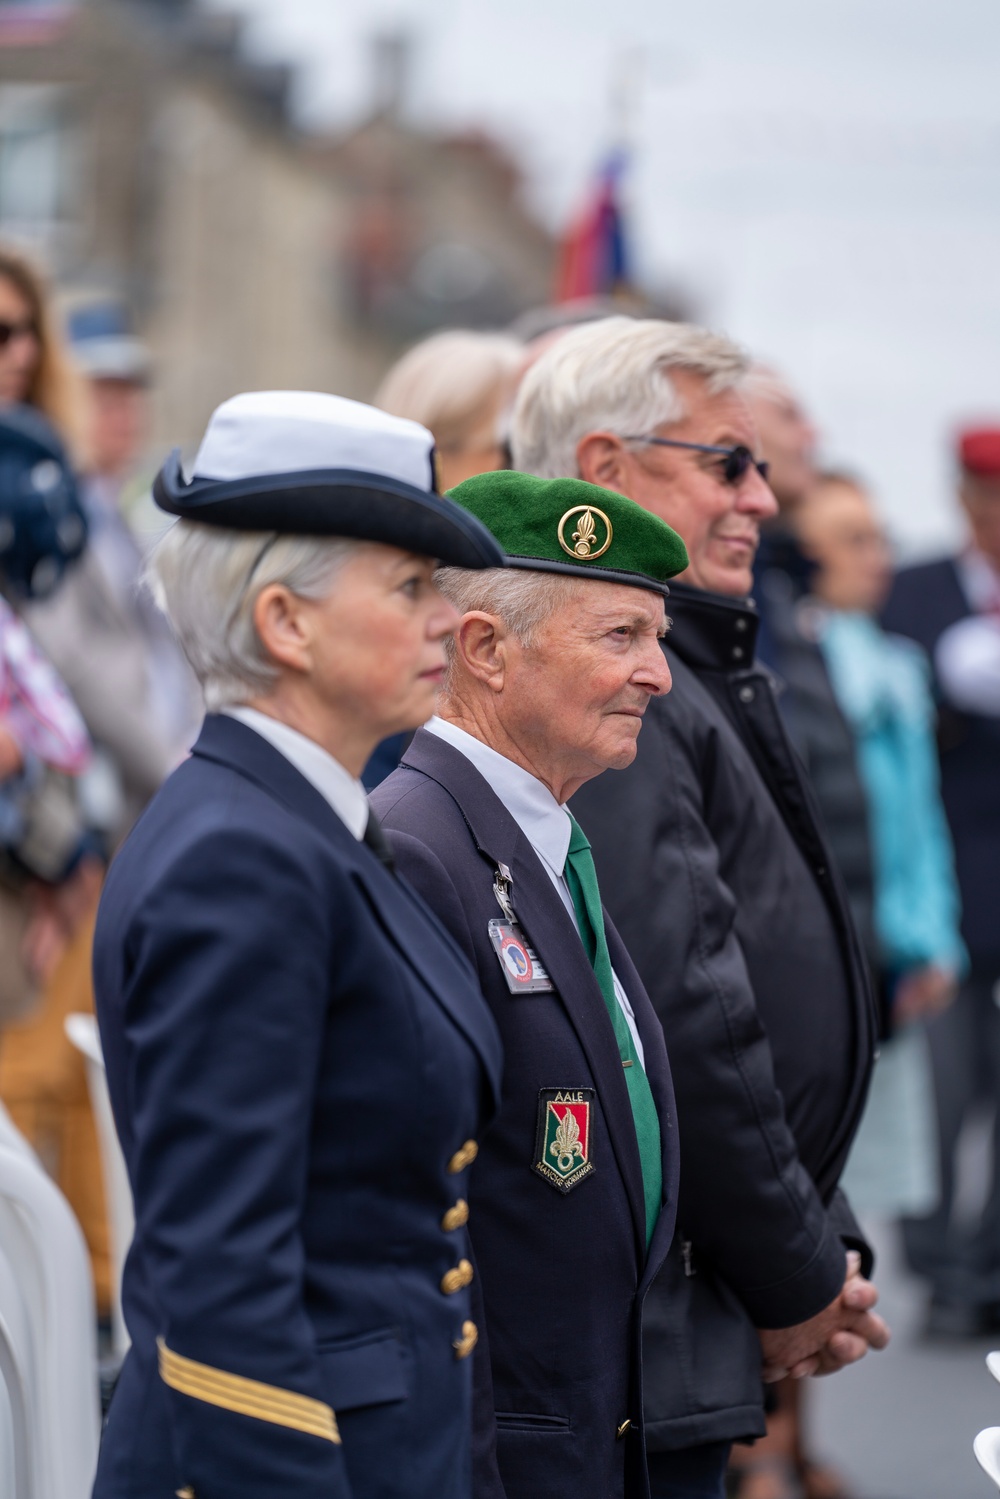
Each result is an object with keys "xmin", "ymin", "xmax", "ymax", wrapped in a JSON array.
[
  {"xmin": 533, "ymin": 1088, "xmax": 595, "ymax": 1193},
  {"xmin": 488, "ymin": 862, "xmax": 554, "ymax": 994}
]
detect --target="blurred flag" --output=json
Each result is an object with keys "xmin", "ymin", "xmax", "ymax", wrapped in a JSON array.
[{"xmin": 554, "ymin": 150, "xmax": 631, "ymax": 303}]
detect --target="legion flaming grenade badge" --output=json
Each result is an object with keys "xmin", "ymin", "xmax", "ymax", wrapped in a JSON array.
[{"xmin": 557, "ymin": 505, "xmax": 613, "ymax": 561}]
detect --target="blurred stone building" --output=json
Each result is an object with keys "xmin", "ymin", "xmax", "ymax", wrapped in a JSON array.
[{"xmin": 0, "ymin": 0, "xmax": 555, "ymax": 451}]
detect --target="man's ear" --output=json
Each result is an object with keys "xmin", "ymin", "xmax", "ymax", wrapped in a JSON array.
[
  {"xmin": 577, "ymin": 431, "xmax": 632, "ymax": 492},
  {"xmin": 252, "ymin": 585, "xmax": 312, "ymax": 674},
  {"xmin": 453, "ymin": 612, "xmax": 509, "ymax": 693}
]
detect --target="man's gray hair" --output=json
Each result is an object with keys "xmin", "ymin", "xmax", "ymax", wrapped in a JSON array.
[
  {"xmin": 435, "ymin": 566, "xmax": 582, "ymax": 676},
  {"xmin": 150, "ymin": 521, "xmax": 360, "ymax": 710},
  {"xmin": 512, "ymin": 316, "xmax": 750, "ymax": 479}
]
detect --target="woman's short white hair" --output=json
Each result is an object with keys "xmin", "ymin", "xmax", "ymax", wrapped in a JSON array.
[
  {"xmin": 375, "ymin": 329, "xmax": 523, "ymax": 453},
  {"xmin": 149, "ymin": 521, "xmax": 360, "ymax": 710},
  {"xmin": 512, "ymin": 316, "xmax": 750, "ymax": 479}
]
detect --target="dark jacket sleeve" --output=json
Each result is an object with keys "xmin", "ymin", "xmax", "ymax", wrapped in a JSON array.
[
  {"xmin": 575, "ymin": 706, "xmax": 848, "ymax": 1329},
  {"xmin": 385, "ymin": 823, "xmax": 508, "ymax": 1499},
  {"xmin": 114, "ymin": 826, "xmax": 352, "ymax": 1498}
]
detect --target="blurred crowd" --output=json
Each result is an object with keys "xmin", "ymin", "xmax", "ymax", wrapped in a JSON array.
[{"xmin": 0, "ymin": 246, "xmax": 997, "ymax": 1495}]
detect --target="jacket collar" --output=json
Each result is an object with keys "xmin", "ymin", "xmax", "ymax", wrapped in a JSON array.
[
  {"xmin": 402, "ymin": 728, "xmax": 650, "ymax": 1261},
  {"xmin": 193, "ymin": 715, "xmax": 503, "ymax": 1104},
  {"xmin": 666, "ymin": 580, "xmax": 760, "ymax": 674}
]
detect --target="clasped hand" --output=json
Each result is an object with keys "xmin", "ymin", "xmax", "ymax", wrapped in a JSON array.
[{"xmin": 758, "ymin": 1251, "xmax": 890, "ymax": 1383}]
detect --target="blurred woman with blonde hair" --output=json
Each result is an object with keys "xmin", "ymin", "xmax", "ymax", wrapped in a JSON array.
[
  {"xmin": 0, "ymin": 244, "xmax": 86, "ymax": 454},
  {"xmin": 375, "ymin": 328, "xmax": 522, "ymax": 491}
]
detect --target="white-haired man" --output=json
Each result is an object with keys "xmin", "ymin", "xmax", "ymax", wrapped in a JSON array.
[
  {"xmin": 373, "ymin": 469, "xmax": 688, "ymax": 1499},
  {"xmin": 512, "ymin": 318, "xmax": 888, "ymax": 1499}
]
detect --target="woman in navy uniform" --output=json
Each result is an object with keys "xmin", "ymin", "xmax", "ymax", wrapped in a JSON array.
[{"xmin": 91, "ymin": 391, "xmax": 504, "ymax": 1499}]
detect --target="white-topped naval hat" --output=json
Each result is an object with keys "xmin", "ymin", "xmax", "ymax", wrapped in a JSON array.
[{"xmin": 153, "ymin": 389, "xmax": 504, "ymax": 570}]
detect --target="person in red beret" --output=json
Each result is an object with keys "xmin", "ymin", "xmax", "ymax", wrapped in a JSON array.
[{"xmin": 883, "ymin": 423, "xmax": 1000, "ymax": 1336}]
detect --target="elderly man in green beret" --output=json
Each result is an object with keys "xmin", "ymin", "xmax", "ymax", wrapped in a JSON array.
[{"xmin": 371, "ymin": 470, "xmax": 687, "ymax": 1499}]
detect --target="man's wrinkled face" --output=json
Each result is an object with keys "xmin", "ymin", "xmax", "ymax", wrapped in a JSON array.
[
  {"xmin": 501, "ymin": 580, "xmax": 671, "ymax": 788},
  {"xmin": 600, "ymin": 372, "xmax": 778, "ymax": 598}
]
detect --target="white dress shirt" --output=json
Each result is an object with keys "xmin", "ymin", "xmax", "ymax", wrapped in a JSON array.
[
  {"xmin": 426, "ymin": 716, "xmax": 645, "ymax": 1065},
  {"xmin": 223, "ymin": 706, "xmax": 369, "ymax": 839}
]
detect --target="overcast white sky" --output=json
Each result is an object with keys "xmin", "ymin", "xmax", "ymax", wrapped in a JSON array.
[{"xmin": 208, "ymin": 0, "xmax": 1000, "ymax": 556}]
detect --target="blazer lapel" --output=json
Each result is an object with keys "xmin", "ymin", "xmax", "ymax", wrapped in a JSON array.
[
  {"xmin": 351, "ymin": 859, "xmax": 503, "ymax": 1109},
  {"xmin": 193, "ymin": 715, "xmax": 503, "ymax": 1105},
  {"xmin": 403, "ymin": 730, "xmax": 648, "ymax": 1260}
]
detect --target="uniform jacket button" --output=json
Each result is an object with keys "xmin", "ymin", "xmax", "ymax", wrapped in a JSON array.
[
  {"xmin": 453, "ymin": 1320, "xmax": 478, "ymax": 1359},
  {"xmin": 447, "ymin": 1140, "xmax": 478, "ymax": 1174},
  {"xmin": 441, "ymin": 1198, "xmax": 469, "ymax": 1232},
  {"xmin": 441, "ymin": 1259, "xmax": 474, "ymax": 1294},
  {"xmin": 176, "ymin": 1488, "xmax": 195, "ymax": 1499},
  {"xmin": 616, "ymin": 1420, "xmax": 636, "ymax": 1440}
]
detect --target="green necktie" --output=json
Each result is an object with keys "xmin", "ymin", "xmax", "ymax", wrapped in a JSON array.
[{"xmin": 564, "ymin": 813, "xmax": 662, "ymax": 1250}]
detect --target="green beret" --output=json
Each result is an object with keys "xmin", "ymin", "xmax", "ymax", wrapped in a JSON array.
[{"xmin": 444, "ymin": 470, "xmax": 688, "ymax": 596}]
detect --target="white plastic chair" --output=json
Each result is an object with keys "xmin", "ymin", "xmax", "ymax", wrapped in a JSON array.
[
  {"xmin": 0, "ymin": 1103, "xmax": 35, "ymax": 1163},
  {"xmin": 0, "ymin": 1145, "xmax": 100, "ymax": 1499},
  {"xmin": 65, "ymin": 1013, "xmax": 134, "ymax": 1357},
  {"xmin": 0, "ymin": 1231, "xmax": 37, "ymax": 1499},
  {"xmin": 976, "ymin": 1427, "xmax": 1000, "ymax": 1490}
]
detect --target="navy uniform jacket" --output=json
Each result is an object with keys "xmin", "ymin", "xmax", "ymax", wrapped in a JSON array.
[
  {"xmin": 372, "ymin": 730, "xmax": 679, "ymax": 1499},
  {"xmin": 92, "ymin": 714, "xmax": 503, "ymax": 1499}
]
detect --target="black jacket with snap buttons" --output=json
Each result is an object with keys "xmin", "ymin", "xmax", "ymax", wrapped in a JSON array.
[{"xmin": 571, "ymin": 581, "xmax": 878, "ymax": 1452}]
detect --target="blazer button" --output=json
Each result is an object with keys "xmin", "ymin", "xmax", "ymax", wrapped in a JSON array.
[
  {"xmin": 738, "ymin": 685, "xmax": 755, "ymax": 703},
  {"xmin": 453, "ymin": 1320, "xmax": 478, "ymax": 1359},
  {"xmin": 441, "ymin": 1259, "xmax": 474, "ymax": 1294},
  {"xmin": 176, "ymin": 1488, "xmax": 195, "ymax": 1499},
  {"xmin": 442, "ymin": 1198, "xmax": 470, "ymax": 1232},
  {"xmin": 447, "ymin": 1140, "xmax": 478, "ymax": 1174},
  {"xmin": 616, "ymin": 1420, "xmax": 636, "ymax": 1440}
]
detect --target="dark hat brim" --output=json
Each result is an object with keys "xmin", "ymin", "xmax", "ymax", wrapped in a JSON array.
[
  {"xmin": 153, "ymin": 450, "xmax": 505, "ymax": 569},
  {"xmin": 503, "ymin": 554, "xmax": 671, "ymax": 598}
]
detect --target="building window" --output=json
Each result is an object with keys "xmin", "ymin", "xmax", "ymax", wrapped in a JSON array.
[{"xmin": 0, "ymin": 83, "xmax": 78, "ymax": 258}]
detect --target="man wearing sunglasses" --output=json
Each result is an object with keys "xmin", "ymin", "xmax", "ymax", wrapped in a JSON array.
[{"xmin": 512, "ymin": 318, "xmax": 886, "ymax": 1499}]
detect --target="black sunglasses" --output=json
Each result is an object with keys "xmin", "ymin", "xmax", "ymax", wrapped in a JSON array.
[
  {"xmin": 0, "ymin": 317, "xmax": 38, "ymax": 348},
  {"xmin": 623, "ymin": 436, "xmax": 770, "ymax": 486}
]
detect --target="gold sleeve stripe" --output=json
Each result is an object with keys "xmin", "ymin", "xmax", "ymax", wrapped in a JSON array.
[{"xmin": 157, "ymin": 1339, "xmax": 341, "ymax": 1444}]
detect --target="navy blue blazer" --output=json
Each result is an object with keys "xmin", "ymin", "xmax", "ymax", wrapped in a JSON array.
[
  {"xmin": 372, "ymin": 730, "xmax": 679, "ymax": 1499},
  {"xmin": 883, "ymin": 555, "xmax": 1000, "ymax": 970},
  {"xmin": 92, "ymin": 714, "xmax": 503, "ymax": 1499}
]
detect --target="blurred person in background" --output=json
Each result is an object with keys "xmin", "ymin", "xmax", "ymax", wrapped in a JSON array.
[
  {"xmin": 0, "ymin": 404, "xmax": 92, "ymax": 1016},
  {"xmin": 795, "ymin": 473, "xmax": 962, "ymax": 1228},
  {"xmin": 0, "ymin": 401, "xmax": 115, "ymax": 1313},
  {"xmin": 0, "ymin": 244, "xmax": 87, "ymax": 456},
  {"xmin": 514, "ymin": 318, "xmax": 886, "ymax": 1499},
  {"xmin": 368, "ymin": 328, "xmax": 522, "ymax": 788},
  {"xmin": 375, "ymin": 328, "xmax": 522, "ymax": 490},
  {"xmin": 23, "ymin": 299, "xmax": 199, "ymax": 845},
  {"xmin": 883, "ymin": 426, "xmax": 1000, "ymax": 1336},
  {"xmin": 0, "ymin": 253, "xmax": 170, "ymax": 1325},
  {"xmin": 747, "ymin": 368, "xmax": 879, "ymax": 981}
]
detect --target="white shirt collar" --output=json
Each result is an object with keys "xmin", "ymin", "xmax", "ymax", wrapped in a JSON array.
[
  {"xmin": 425, "ymin": 716, "xmax": 572, "ymax": 877},
  {"xmin": 223, "ymin": 705, "xmax": 369, "ymax": 840}
]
